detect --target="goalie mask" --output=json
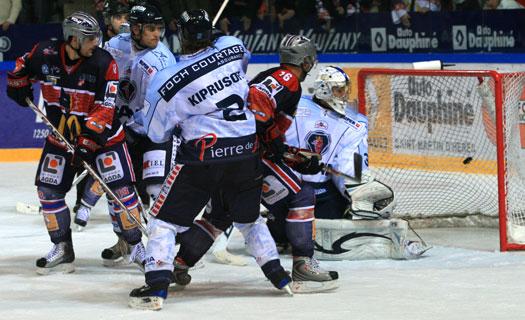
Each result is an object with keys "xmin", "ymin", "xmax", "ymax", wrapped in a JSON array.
[{"xmin": 314, "ymin": 66, "xmax": 350, "ymax": 116}]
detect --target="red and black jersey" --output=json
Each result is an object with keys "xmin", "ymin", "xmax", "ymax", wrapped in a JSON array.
[
  {"xmin": 248, "ymin": 65, "xmax": 302, "ymax": 143},
  {"xmin": 11, "ymin": 39, "xmax": 124, "ymax": 148}
]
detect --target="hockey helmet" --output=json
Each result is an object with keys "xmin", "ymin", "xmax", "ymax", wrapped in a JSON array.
[
  {"xmin": 314, "ymin": 66, "xmax": 351, "ymax": 115},
  {"xmin": 129, "ymin": 4, "xmax": 164, "ymax": 26},
  {"xmin": 177, "ymin": 9, "xmax": 212, "ymax": 44},
  {"xmin": 63, "ymin": 11, "xmax": 102, "ymax": 45},
  {"xmin": 279, "ymin": 34, "xmax": 317, "ymax": 72},
  {"xmin": 103, "ymin": 0, "xmax": 130, "ymax": 21}
]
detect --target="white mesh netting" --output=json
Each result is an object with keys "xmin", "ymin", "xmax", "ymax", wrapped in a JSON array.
[{"xmin": 359, "ymin": 70, "xmax": 525, "ymax": 245}]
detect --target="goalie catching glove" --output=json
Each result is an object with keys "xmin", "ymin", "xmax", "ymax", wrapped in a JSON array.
[{"xmin": 283, "ymin": 147, "xmax": 324, "ymax": 175}]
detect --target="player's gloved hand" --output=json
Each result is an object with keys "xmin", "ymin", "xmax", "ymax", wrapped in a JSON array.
[
  {"xmin": 266, "ymin": 138, "xmax": 288, "ymax": 163},
  {"xmin": 72, "ymin": 135, "xmax": 100, "ymax": 166},
  {"xmin": 293, "ymin": 155, "xmax": 324, "ymax": 175},
  {"xmin": 6, "ymin": 73, "xmax": 33, "ymax": 107}
]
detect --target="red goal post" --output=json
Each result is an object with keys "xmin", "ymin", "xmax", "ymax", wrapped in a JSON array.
[{"xmin": 357, "ymin": 68, "xmax": 525, "ymax": 251}]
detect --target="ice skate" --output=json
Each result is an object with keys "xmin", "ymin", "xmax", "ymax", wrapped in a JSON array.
[
  {"xmin": 73, "ymin": 204, "xmax": 91, "ymax": 232},
  {"xmin": 36, "ymin": 241, "xmax": 75, "ymax": 275},
  {"xmin": 101, "ymin": 235, "xmax": 131, "ymax": 267},
  {"xmin": 170, "ymin": 257, "xmax": 192, "ymax": 287},
  {"xmin": 128, "ymin": 285, "xmax": 167, "ymax": 311},
  {"xmin": 129, "ymin": 242, "xmax": 146, "ymax": 272},
  {"xmin": 291, "ymin": 256, "xmax": 338, "ymax": 293},
  {"xmin": 266, "ymin": 266, "xmax": 293, "ymax": 296},
  {"xmin": 212, "ymin": 233, "xmax": 248, "ymax": 266}
]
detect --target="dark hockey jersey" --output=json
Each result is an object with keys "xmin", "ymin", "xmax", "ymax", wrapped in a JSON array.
[
  {"xmin": 248, "ymin": 66, "xmax": 302, "ymax": 143},
  {"xmin": 11, "ymin": 39, "xmax": 124, "ymax": 147}
]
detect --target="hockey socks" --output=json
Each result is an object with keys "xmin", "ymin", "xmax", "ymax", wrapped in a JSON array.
[{"xmin": 286, "ymin": 220, "xmax": 314, "ymax": 258}]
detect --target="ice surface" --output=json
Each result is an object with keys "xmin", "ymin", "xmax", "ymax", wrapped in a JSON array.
[{"xmin": 2, "ymin": 162, "xmax": 525, "ymax": 320}]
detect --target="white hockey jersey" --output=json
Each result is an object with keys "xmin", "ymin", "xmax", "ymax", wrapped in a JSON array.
[
  {"xmin": 103, "ymin": 33, "xmax": 176, "ymax": 134},
  {"xmin": 138, "ymin": 36, "xmax": 256, "ymax": 164},
  {"xmin": 285, "ymin": 96, "xmax": 369, "ymax": 196}
]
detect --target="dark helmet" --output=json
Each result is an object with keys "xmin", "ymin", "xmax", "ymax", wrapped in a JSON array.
[
  {"xmin": 103, "ymin": 0, "xmax": 130, "ymax": 20},
  {"xmin": 129, "ymin": 3, "xmax": 163, "ymax": 26},
  {"xmin": 177, "ymin": 9, "xmax": 212, "ymax": 43},
  {"xmin": 63, "ymin": 11, "xmax": 102, "ymax": 44}
]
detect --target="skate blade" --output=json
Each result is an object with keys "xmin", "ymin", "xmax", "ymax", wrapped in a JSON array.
[
  {"xmin": 36, "ymin": 263, "xmax": 75, "ymax": 275},
  {"xmin": 281, "ymin": 284, "xmax": 294, "ymax": 296},
  {"xmin": 212, "ymin": 250, "xmax": 248, "ymax": 266},
  {"xmin": 291, "ymin": 280, "xmax": 338, "ymax": 293},
  {"xmin": 75, "ymin": 225, "xmax": 85, "ymax": 232},
  {"xmin": 128, "ymin": 296, "xmax": 164, "ymax": 311},
  {"xmin": 189, "ymin": 260, "xmax": 205, "ymax": 270},
  {"xmin": 102, "ymin": 257, "xmax": 128, "ymax": 267},
  {"xmin": 16, "ymin": 202, "xmax": 41, "ymax": 215}
]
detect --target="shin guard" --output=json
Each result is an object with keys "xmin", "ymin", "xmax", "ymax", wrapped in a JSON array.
[
  {"xmin": 37, "ymin": 186, "xmax": 71, "ymax": 244},
  {"xmin": 234, "ymin": 216, "xmax": 279, "ymax": 267}
]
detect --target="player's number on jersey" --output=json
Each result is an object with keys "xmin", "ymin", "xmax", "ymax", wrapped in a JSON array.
[
  {"xmin": 57, "ymin": 114, "xmax": 81, "ymax": 141},
  {"xmin": 216, "ymin": 94, "xmax": 247, "ymax": 121}
]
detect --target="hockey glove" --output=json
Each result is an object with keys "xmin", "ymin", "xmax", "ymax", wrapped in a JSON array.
[
  {"xmin": 283, "ymin": 147, "xmax": 324, "ymax": 175},
  {"xmin": 72, "ymin": 135, "xmax": 100, "ymax": 166},
  {"xmin": 6, "ymin": 73, "xmax": 33, "ymax": 107},
  {"xmin": 293, "ymin": 154, "xmax": 323, "ymax": 175},
  {"xmin": 265, "ymin": 137, "xmax": 288, "ymax": 163}
]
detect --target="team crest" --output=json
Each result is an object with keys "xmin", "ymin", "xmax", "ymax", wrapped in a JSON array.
[
  {"xmin": 118, "ymin": 78, "xmax": 136, "ymax": 103},
  {"xmin": 305, "ymin": 130, "xmax": 331, "ymax": 155}
]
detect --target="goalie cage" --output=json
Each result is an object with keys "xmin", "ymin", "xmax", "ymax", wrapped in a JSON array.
[{"xmin": 357, "ymin": 68, "xmax": 525, "ymax": 251}]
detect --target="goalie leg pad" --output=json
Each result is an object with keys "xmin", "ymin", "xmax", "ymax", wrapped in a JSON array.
[
  {"xmin": 234, "ymin": 216, "xmax": 280, "ymax": 267},
  {"xmin": 37, "ymin": 186, "xmax": 71, "ymax": 243},
  {"xmin": 144, "ymin": 217, "xmax": 188, "ymax": 273},
  {"xmin": 314, "ymin": 218, "xmax": 409, "ymax": 260}
]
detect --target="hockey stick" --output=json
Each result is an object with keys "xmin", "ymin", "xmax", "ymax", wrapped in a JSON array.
[
  {"xmin": 26, "ymin": 98, "xmax": 147, "ymax": 235},
  {"xmin": 73, "ymin": 169, "xmax": 88, "ymax": 186},
  {"xmin": 212, "ymin": 0, "xmax": 230, "ymax": 27}
]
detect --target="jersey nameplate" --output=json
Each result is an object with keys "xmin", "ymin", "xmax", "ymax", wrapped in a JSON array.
[{"xmin": 158, "ymin": 44, "xmax": 245, "ymax": 101}]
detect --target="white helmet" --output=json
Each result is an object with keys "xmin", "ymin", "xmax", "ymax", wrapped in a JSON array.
[{"xmin": 313, "ymin": 66, "xmax": 350, "ymax": 115}]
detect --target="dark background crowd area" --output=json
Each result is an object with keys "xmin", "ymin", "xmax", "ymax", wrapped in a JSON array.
[{"xmin": 8, "ymin": 0, "xmax": 525, "ymax": 34}]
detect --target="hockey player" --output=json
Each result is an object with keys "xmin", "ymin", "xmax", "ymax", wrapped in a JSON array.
[
  {"xmin": 74, "ymin": 4, "xmax": 177, "ymax": 267},
  {"xmin": 171, "ymin": 34, "xmax": 339, "ymax": 294},
  {"xmin": 72, "ymin": 0, "xmax": 131, "ymax": 226},
  {"xmin": 6, "ymin": 12, "xmax": 146, "ymax": 274},
  {"xmin": 285, "ymin": 66, "xmax": 428, "ymax": 260},
  {"xmin": 102, "ymin": 0, "xmax": 131, "ymax": 42},
  {"xmin": 128, "ymin": 9, "xmax": 291, "ymax": 310}
]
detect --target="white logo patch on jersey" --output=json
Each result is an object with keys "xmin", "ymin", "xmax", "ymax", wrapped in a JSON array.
[
  {"xmin": 40, "ymin": 154, "xmax": 66, "ymax": 185},
  {"xmin": 259, "ymin": 76, "xmax": 284, "ymax": 98},
  {"xmin": 96, "ymin": 151, "xmax": 124, "ymax": 183},
  {"xmin": 262, "ymin": 175, "xmax": 289, "ymax": 205},
  {"xmin": 143, "ymin": 150, "xmax": 166, "ymax": 179}
]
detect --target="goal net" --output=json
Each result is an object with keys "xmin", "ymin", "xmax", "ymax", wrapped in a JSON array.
[{"xmin": 357, "ymin": 68, "xmax": 525, "ymax": 251}]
